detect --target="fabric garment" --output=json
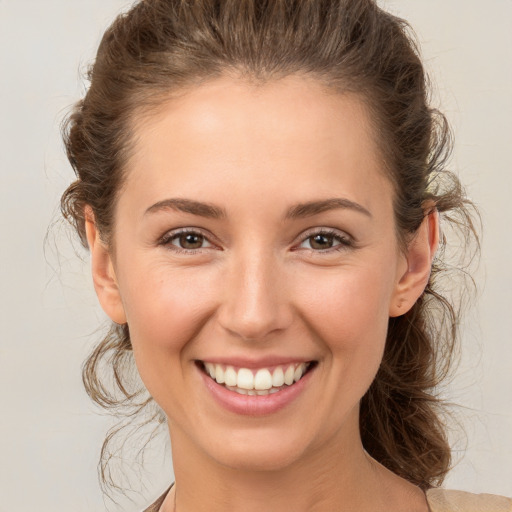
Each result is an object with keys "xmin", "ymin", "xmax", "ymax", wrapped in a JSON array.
[
  {"xmin": 426, "ymin": 489, "xmax": 512, "ymax": 512},
  {"xmin": 144, "ymin": 487, "xmax": 512, "ymax": 512}
]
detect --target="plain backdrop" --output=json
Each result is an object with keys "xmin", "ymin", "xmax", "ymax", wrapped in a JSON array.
[{"xmin": 0, "ymin": 1, "xmax": 511, "ymax": 511}]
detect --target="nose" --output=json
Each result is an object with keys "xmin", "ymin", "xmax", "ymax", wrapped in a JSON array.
[{"xmin": 217, "ymin": 250, "xmax": 293, "ymax": 341}]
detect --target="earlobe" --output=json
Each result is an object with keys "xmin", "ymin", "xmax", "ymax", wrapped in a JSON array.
[
  {"xmin": 389, "ymin": 208, "xmax": 439, "ymax": 318},
  {"xmin": 84, "ymin": 208, "xmax": 127, "ymax": 325}
]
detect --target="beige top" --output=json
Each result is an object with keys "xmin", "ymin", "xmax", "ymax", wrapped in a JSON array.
[
  {"xmin": 145, "ymin": 488, "xmax": 512, "ymax": 512},
  {"xmin": 426, "ymin": 489, "xmax": 512, "ymax": 512}
]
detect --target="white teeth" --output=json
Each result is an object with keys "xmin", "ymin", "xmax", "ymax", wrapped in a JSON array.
[
  {"xmin": 237, "ymin": 368, "xmax": 254, "ymax": 390},
  {"xmin": 215, "ymin": 365, "xmax": 225, "ymax": 384},
  {"xmin": 284, "ymin": 365, "xmax": 295, "ymax": 385},
  {"xmin": 294, "ymin": 363, "xmax": 306, "ymax": 382},
  {"xmin": 272, "ymin": 367, "xmax": 285, "ymax": 387},
  {"xmin": 224, "ymin": 366, "xmax": 237, "ymax": 387},
  {"xmin": 204, "ymin": 361, "xmax": 311, "ymax": 393},
  {"xmin": 254, "ymin": 369, "xmax": 272, "ymax": 390},
  {"xmin": 204, "ymin": 362, "xmax": 215, "ymax": 379}
]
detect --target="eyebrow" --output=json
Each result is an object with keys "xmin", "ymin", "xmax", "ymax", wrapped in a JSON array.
[
  {"xmin": 144, "ymin": 198, "xmax": 226, "ymax": 219},
  {"xmin": 285, "ymin": 198, "xmax": 372, "ymax": 219},
  {"xmin": 144, "ymin": 196, "xmax": 372, "ymax": 220}
]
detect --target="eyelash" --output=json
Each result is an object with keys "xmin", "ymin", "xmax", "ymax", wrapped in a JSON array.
[
  {"xmin": 158, "ymin": 228, "xmax": 216, "ymax": 254},
  {"xmin": 158, "ymin": 228, "xmax": 354, "ymax": 254},
  {"xmin": 295, "ymin": 228, "xmax": 354, "ymax": 253}
]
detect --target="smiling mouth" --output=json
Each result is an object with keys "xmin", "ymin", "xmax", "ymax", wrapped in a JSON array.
[{"xmin": 198, "ymin": 361, "xmax": 316, "ymax": 396}]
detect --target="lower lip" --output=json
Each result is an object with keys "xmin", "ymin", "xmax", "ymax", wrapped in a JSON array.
[{"xmin": 199, "ymin": 364, "xmax": 315, "ymax": 416}]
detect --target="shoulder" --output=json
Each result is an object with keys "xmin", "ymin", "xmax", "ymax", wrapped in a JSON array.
[{"xmin": 426, "ymin": 489, "xmax": 512, "ymax": 512}]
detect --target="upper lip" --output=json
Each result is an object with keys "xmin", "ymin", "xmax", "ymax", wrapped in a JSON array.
[{"xmin": 196, "ymin": 356, "xmax": 316, "ymax": 369}]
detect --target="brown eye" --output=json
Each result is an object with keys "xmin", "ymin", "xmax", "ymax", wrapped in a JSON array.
[
  {"xmin": 167, "ymin": 231, "xmax": 212, "ymax": 250},
  {"xmin": 298, "ymin": 230, "xmax": 352, "ymax": 252},
  {"xmin": 179, "ymin": 233, "xmax": 204, "ymax": 249},
  {"xmin": 309, "ymin": 234, "xmax": 335, "ymax": 250}
]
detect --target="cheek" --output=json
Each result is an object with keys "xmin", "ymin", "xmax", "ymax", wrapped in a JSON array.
[
  {"xmin": 116, "ymin": 260, "xmax": 219, "ymax": 387},
  {"xmin": 121, "ymin": 261, "xmax": 215, "ymax": 340},
  {"xmin": 294, "ymin": 261, "xmax": 394, "ymax": 367}
]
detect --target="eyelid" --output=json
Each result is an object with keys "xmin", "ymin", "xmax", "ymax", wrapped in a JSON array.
[
  {"xmin": 292, "ymin": 227, "xmax": 355, "ymax": 252},
  {"xmin": 156, "ymin": 226, "xmax": 354, "ymax": 253},
  {"xmin": 158, "ymin": 227, "xmax": 221, "ymax": 251}
]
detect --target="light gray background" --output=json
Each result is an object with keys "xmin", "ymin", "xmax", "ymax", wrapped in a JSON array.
[{"xmin": 0, "ymin": 1, "xmax": 511, "ymax": 510}]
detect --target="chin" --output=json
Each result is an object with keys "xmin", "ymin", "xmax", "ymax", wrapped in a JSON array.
[
  {"xmin": 203, "ymin": 428, "xmax": 311, "ymax": 473},
  {"xmin": 216, "ymin": 446, "xmax": 305, "ymax": 473}
]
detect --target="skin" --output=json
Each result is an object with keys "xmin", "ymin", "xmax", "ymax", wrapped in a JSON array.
[{"xmin": 86, "ymin": 75, "xmax": 438, "ymax": 512}]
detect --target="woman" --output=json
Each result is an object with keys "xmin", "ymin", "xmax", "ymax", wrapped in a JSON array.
[{"xmin": 60, "ymin": 0, "xmax": 511, "ymax": 511}]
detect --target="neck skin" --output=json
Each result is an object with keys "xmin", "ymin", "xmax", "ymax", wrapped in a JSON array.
[{"xmin": 161, "ymin": 409, "xmax": 429, "ymax": 512}]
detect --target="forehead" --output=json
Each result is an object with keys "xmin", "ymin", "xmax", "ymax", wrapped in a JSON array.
[{"xmin": 123, "ymin": 75, "xmax": 392, "ymax": 216}]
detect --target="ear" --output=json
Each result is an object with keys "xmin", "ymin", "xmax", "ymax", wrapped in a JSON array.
[
  {"xmin": 389, "ymin": 208, "xmax": 439, "ymax": 317},
  {"xmin": 84, "ymin": 208, "xmax": 127, "ymax": 325}
]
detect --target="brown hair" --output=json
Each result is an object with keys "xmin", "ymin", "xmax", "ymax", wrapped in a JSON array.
[{"xmin": 61, "ymin": 0, "xmax": 478, "ymax": 493}]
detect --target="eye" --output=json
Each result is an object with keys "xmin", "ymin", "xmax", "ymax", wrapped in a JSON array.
[
  {"xmin": 298, "ymin": 229, "xmax": 353, "ymax": 252},
  {"xmin": 160, "ymin": 229, "xmax": 214, "ymax": 251}
]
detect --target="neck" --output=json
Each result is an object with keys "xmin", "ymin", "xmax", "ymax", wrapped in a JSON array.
[{"xmin": 162, "ymin": 419, "xmax": 428, "ymax": 512}]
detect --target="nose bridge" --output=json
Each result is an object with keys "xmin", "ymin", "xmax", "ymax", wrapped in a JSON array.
[{"xmin": 219, "ymin": 245, "xmax": 291, "ymax": 340}]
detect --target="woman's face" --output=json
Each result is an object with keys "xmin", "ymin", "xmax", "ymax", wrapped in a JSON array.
[{"xmin": 92, "ymin": 75, "xmax": 416, "ymax": 472}]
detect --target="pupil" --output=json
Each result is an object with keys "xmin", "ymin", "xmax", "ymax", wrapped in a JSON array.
[
  {"xmin": 311, "ymin": 234, "xmax": 332, "ymax": 250},
  {"xmin": 180, "ymin": 233, "xmax": 203, "ymax": 249}
]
